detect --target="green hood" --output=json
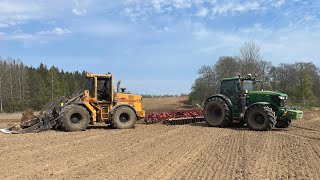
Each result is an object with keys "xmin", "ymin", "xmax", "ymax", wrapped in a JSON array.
[{"xmin": 249, "ymin": 91, "xmax": 288, "ymax": 97}]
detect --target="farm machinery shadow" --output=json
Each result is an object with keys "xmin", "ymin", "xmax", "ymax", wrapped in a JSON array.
[{"xmin": 189, "ymin": 122, "xmax": 291, "ymax": 132}]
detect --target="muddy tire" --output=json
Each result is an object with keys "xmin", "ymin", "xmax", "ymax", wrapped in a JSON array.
[
  {"xmin": 111, "ymin": 107, "xmax": 137, "ymax": 129},
  {"xmin": 275, "ymin": 119, "xmax": 292, "ymax": 128},
  {"xmin": 245, "ymin": 106, "xmax": 276, "ymax": 131},
  {"xmin": 204, "ymin": 98, "xmax": 232, "ymax": 127},
  {"xmin": 59, "ymin": 105, "xmax": 90, "ymax": 132}
]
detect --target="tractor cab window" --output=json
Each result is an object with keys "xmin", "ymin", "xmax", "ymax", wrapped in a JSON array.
[
  {"xmin": 84, "ymin": 77, "xmax": 95, "ymax": 98},
  {"xmin": 97, "ymin": 78, "xmax": 111, "ymax": 101},
  {"xmin": 220, "ymin": 80, "xmax": 239, "ymax": 104},
  {"xmin": 243, "ymin": 80, "xmax": 255, "ymax": 92}
]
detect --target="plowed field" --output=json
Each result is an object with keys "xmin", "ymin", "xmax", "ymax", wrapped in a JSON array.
[{"xmin": 0, "ymin": 97, "xmax": 319, "ymax": 179}]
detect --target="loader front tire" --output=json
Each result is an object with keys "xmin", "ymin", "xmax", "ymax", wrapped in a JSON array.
[
  {"xmin": 111, "ymin": 107, "xmax": 136, "ymax": 129},
  {"xmin": 59, "ymin": 105, "xmax": 90, "ymax": 132}
]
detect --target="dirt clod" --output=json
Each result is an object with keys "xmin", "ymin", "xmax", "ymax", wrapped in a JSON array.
[{"xmin": 21, "ymin": 109, "xmax": 35, "ymax": 123}]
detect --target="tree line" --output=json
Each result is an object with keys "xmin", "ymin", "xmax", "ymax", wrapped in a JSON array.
[
  {"xmin": 0, "ymin": 57, "xmax": 86, "ymax": 112},
  {"xmin": 189, "ymin": 42, "xmax": 320, "ymax": 107}
]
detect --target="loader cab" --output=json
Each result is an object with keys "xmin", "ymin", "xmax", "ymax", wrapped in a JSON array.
[{"xmin": 84, "ymin": 73, "xmax": 113, "ymax": 102}]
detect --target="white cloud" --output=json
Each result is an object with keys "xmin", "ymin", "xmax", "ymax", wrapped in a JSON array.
[
  {"xmin": 38, "ymin": 27, "xmax": 72, "ymax": 35},
  {"xmin": 121, "ymin": 0, "xmax": 288, "ymax": 21},
  {"xmin": 0, "ymin": 32, "xmax": 34, "ymax": 40},
  {"xmin": 212, "ymin": 1, "xmax": 261, "ymax": 15},
  {"xmin": 172, "ymin": 0, "xmax": 192, "ymax": 9},
  {"xmin": 185, "ymin": 19, "xmax": 320, "ymax": 64},
  {"xmin": 0, "ymin": 0, "xmax": 44, "ymax": 27},
  {"xmin": 273, "ymin": 0, "xmax": 286, "ymax": 7},
  {"xmin": 78, "ymin": 21, "xmax": 129, "ymax": 36},
  {"xmin": 0, "ymin": 0, "xmax": 95, "ymax": 27},
  {"xmin": 72, "ymin": 8, "xmax": 87, "ymax": 16},
  {"xmin": 195, "ymin": 8, "xmax": 209, "ymax": 17},
  {"xmin": 72, "ymin": 0, "xmax": 92, "ymax": 16}
]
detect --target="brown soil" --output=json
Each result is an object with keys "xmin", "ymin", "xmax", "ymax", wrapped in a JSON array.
[
  {"xmin": 143, "ymin": 96, "xmax": 191, "ymax": 114},
  {"xmin": 0, "ymin": 97, "xmax": 319, "ymax": 179}
]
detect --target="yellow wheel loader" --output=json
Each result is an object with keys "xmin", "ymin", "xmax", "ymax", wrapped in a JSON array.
[{"xmin": 3, "ymin": 72, "xmax": 145, "ymax": 133}]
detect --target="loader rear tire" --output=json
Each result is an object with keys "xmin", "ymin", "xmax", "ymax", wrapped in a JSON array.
[
  {"xmin": 245, "ymin": 105, "xmax": 276, "ymax": 131},
  {"xmin": 111, "ymin": 107, "xmax": 136, "ymax": 129},
  {"xmin": 59, "ymin": 105, "xmax": 90, "ymax": 132},
  {"xmin": 204, "ymin": 97, "xmax": 232, "ymax": 127}
]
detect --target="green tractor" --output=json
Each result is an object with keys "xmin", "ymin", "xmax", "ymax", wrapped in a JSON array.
[{"xmin": 204, "ymin": 74, "xmax": 303, "ymax": 131}]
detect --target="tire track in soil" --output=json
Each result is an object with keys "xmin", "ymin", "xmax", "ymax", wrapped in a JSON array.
[
  {"xmin": 155, "ymin": 127, "xmax": 231, "ymax": 180},
  {"xmin": 244, "ymin": 131, "xmax": 273, "ymax": 180},
  {"xmin": 0, "ymin": 123, "xmax": 172, "ymax": 156},
  {"xmin": 26, "ymin": 126, "xmax": 186, "ymax": 179},
  {"xmin": 278, "ymin": 131, "xmax": 320, "ymax": 141},
  {"xmin": 46, "ymin": 127, "xmax": 183, "ymax": 179},
  {"xmin": 207, "ymin": 130, "xmax": 241, "ymax": 179},
  {"xmin": 1, "ymin": 125, "xmax": 181, "ymax": 179},
  {"xmin": 172, "ymin": 130, "xmax": 227, "ymax": 180},
  {"xmin": 55, "ymin": 125, "xmax": 214, "ymax": 180},
  {"xmin": 125, "ymin": 126, "xmax": 210, "ymax": 180},
  {"xmin": 254, "ymin": 133, "xmax": 320, "ymax": 179},
  {"xmin": 169, "ymin": 130, "xmax": 250, "ymax": 180}
]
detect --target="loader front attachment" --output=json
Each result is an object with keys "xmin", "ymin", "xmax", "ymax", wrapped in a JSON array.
[{"xmin": 0, "ymin": 91, "xmax": 84, "ymax": 134}]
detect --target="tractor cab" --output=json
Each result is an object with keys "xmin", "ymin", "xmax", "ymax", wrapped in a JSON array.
[
  {"xmin": 219, "ymin": 74, "xmax": 257, "ymax": 115},
  {"xmin": 220, "ymin": 76, "xmax": 255, "ymax": 102}
]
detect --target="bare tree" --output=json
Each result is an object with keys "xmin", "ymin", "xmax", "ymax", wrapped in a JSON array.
[
  {"xmin": 239, "ymin": 41, "xmax": 263, "ymax": 75},
  {"xmin": 214, "ymin": 56, "xmax": 240, "ymax": 79}
]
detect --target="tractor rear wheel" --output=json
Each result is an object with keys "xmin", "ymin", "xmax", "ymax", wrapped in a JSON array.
[
  {"xmin": 245, "ymin": 106, "xmax": 276, "ymax": 131},
  {"xmin": 204, "ymin": 98, "xmax": 232, "ymax": 127},
  {"xmin": 111, "ymin": 107, "xmax": 137, "ymax": 129},
  {"xmin": 59, "ymin": 105, "xmax": 90, "ymax": 132},
  {"xmin": 275, "ymin": 119, "xmax": 292, "ymax": 128}
]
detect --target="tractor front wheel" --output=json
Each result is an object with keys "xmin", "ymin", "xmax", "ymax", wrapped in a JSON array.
[
  {"xmin": 245, "ymin": 106, "xmax": 276, "ymax": 131},
  {"xmin": 204, "ymin": 98, "xmax": 232, "ymax": 127}
]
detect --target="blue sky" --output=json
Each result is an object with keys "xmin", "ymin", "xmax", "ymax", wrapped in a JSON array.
[{"xmin": 0, "ymin": 0, "xmax": 319, "ymax": 95}]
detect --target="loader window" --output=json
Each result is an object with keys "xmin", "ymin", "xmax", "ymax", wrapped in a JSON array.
[
  {"xmin": 97, "ymin": 78, "xmax": 111, "ymax": 101},
  {"xmin": 84, "ymin": 78, "xmax": 94, "ymax": 98}
]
